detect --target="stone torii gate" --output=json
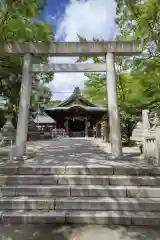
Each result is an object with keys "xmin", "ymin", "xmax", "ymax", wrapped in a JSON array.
[{"xmin": 0, "ymin": 41, "xmax": 142, "ymax": 159}]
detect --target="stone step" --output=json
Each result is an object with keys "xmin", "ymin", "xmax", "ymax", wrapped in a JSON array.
[
  {"xmin": 0, "ymin": 175, "xmax": 58, "ymax": 185},
  {"xmin": 55, "ymin": 197, "xmax": 160, "ymax": 211},
  {"xmin": 0, "ymin": 185, "xmax": 67, "ymax": 197},
  {"xmin": 1, "ymin": 210, "xmax": 160, "ymax": 225},
  {"xmin": 1, "ymin": 175, "xmax": 160, "ymax": 186},
  {"xmin": 0, "ymin": 210, "xmax": 65, "ymax": 224},
  {"xmin": 57, "ymin": 175, "xmax": 160, "ymax": 186},
  {"xmin": 0, "ymin": 165, "xmax": 113, "ymax": 175},
  {"xmin": 1, "ymin": 185, "xmax": 160, "ymax": 198},
  {"xmin": 0, "ymin": 197, "xmax": 160, "ymax": 211},
  {"xmin": 66, "ymin": 210, "xmax": 160, "ymax": 226},
  {"xmin": 72, "ymin": 186, "xmax": 160, "ymax": 198},
  {"xmin": 1, "ymin": 165, "xmax": 160, "ymax": 176}
]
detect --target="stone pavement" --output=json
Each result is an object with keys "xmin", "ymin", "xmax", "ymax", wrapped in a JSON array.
[
  {"xmin": 23, "ymin": 137, "xmax": 148, "ymax": 167},
  {"xmin": 0, "ymin": 224, "xmax": 160, "ymax": 240}
]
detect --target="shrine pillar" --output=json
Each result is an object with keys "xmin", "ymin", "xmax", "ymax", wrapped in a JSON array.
[
  {"xmin": 96, "ymin": 123, "xmax": 98, "ymax": 138},
  {"xmin": 85, "ymin": 118, "xmax": 88, "ymax": 137},
  {"xmin": 66, "ymin": 118, "xmax": 69, "ymax": 136}
]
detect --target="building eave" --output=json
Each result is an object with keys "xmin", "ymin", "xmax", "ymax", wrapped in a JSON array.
[{"xmin": 45, "ymin": 104, "xmax": 107, "ymax": 112}]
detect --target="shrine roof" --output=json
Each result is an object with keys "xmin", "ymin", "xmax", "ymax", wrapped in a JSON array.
[
  {"xmin": 45, "ymin": 87, "xmax": 107, "ymax": 112},
  {"xmin": 45, "ymin": 104, "xmax": 106, "ymax": 112}
]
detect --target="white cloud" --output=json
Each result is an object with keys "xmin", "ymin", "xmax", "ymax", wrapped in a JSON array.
[{"xmin": 49, "ymin": 0, "xmax": 117, "ymax": 100}]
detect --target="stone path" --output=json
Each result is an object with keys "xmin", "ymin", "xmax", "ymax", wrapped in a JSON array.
[
  {"xmin": 23, "ymin": 137, "xmax": 149, "ymax": 167},
  {"xmin": 0, "ymin": 137, "xmax": 150, "ymax": 167},
  {"xmin": 0, "ymin": 224, "xmax": 160, "ymax": 240}
]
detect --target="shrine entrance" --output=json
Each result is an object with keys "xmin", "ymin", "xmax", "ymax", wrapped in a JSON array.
[
  {"xmin": 68, "ymin": 117, "xmax": 85, "ymax": 137},
  {"xmin": 45, "ymin": 87, "xmax": 106, "ymax": 138}
]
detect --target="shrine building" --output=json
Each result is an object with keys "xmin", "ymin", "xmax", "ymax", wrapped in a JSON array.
[{"xmin": 44, "ymin": 87, "xmax": 106, "ymax": 138}]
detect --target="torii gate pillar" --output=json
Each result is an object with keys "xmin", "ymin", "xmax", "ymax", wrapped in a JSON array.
[
  {"xmin": 106, "ymin": 53, "xmax": 122, "ymax": 158},
  {"xmin": 16, "ymin": 53, "xmax": 32, "ymax": 158}
]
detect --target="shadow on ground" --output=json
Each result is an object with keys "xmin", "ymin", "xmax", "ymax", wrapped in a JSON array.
[
  {"xmin": 21, "ymin": 138, "xmax": 148, "ymax": 167},
  {"xmin": 0, "ymin": 224, "xmax": 160, "ymax": 240}
]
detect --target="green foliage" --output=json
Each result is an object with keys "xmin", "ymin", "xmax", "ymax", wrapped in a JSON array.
[
  {"xmin": 115, "ymin": 0, "xmax": 160, "ymax": 141},
  {"xmin": 83, "ymin": 73, "xmax": 106, "ymax": 106},
  {"xmin": 31, "ymin": 82, "xmax": 52, "ymax": 114},
  {"xmin": 131, "ymin": 57, "xmax": 160, "ymax": 107},
  {"xmin": 116, "ymin": 0, "xmax": 160, "ymax": 53},
  {"xmin": 82, "ymin": 68, "xmax": 143, "ymax": 142},
  {"xmin": 0, "ymin": 0, "xmax": 54, "ymax": 127},
  {"xmin": 0, "ymin": 0, "xmax": 51, "ymax": 41},
  {"xmin": 76, "ymin": 0, "xmax": 160, "ymax": 144}
]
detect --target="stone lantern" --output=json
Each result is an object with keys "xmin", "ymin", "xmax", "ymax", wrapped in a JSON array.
[{"xmin": 0, "ymin": 96, "xmax": 16, "ymax": 145}]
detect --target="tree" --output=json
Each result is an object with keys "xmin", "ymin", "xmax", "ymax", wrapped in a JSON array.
[
  {"xmin": 77, "ymin": 36, "xmax": 159, "ymax": 144},
  {"xmin": 82, "ymin": 70, "xmax": 143, "ymax": 144},
  {"xmin": 83, "ymin": 73, "xmax": 106, "ymax": 106},
  {"xmin": 31, "ymin": 81, "xmax": 53, "ymax": 115},
  {"xmin": 116, "ymin": 0, "xmax": 160, "ymax": 107},
  {"xmin": 116, "ymin": 0, "xmax": 160, "ymax": 55},
  {"xmin": 76, "ymin": 0, "xmax": 160, "ymax": 144},
  {"xmin": 0, "ymin": 0, "xmax": 54, "ymax": 126}
]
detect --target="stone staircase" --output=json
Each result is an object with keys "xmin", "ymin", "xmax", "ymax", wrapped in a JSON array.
[{"xmin": 0, "ymin": 164, "xmax": 160, "ymax": 225}]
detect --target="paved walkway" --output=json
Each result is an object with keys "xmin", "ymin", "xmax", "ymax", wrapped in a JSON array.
[
  {"xmin": 23, "ymin": 137, "xmax": 148, "ymax": 167},
  {"xmin": 0, "ymin": 224, "xmax": 160, "ymax": 240}
]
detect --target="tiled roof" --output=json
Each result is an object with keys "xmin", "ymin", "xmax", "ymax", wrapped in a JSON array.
[{"xmin": 46, "ymin": 104, "xmax": 106, "ymax": 112}]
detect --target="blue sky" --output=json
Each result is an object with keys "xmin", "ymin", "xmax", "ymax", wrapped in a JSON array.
[
  {"xmin": 42, "ymin": 0, "xmax": 69, "ymax": 32},
  {"xmin": 41, "ymin": 0, "xmax": 117, "ymax": 100}
]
